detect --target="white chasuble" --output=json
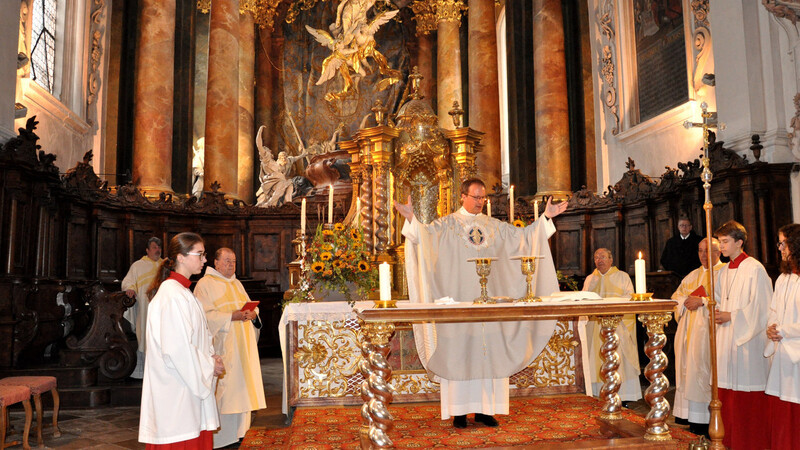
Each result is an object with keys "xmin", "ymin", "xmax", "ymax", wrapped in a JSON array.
[
  {"xmin": 194, "ymin": 268, "xmax": 266, "ymax": 448},
  {"xmin": 581, "ymin": 268, "xmax": 642, "ymax": 401},
  {"xmin": 403, "ymin": 208, "xmax": 560, "ymax": 418},
  {"xmin": 714, "ymin": 255, "xmax": 773, "ymax": 391},
  {"xmin": 121, "ymin": 256, "xmax": 162, "ymax": 353},
  {"xmin": 671, "ymin": 263, "xmax": 723, "ymax": 422},
  {"xmin": 765, "ymin": 273, "xmax": 800, "ymax": 404}
]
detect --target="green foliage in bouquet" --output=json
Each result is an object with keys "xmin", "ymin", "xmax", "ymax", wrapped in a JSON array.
[{"xmin": 289, "ymin": 222, "xmax": 378, "ymax": 306}]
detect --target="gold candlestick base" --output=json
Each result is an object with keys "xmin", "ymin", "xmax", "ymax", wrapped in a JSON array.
[
  {"xmin": 372, "ymin": 300, "xmax": 397, "ymax": 308},
  {"xmin": 631, "ymin": 293, "xmax": 654, "ymax": 302}
]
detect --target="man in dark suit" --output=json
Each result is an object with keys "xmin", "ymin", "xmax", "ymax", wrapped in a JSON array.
[{"xmin": 660, "ymin": 217, "xmax": 702, "ymax": 278}]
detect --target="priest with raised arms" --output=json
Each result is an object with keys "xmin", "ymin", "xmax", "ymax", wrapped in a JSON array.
[
  {"xmin": 194, "ymin": 248, "xmax": 266, "ymax": 448},
  {"xmin": 670, "ymin": 237, "xmax": 723, "ymax": 437},
  {"xmin": 395, "ymin": 178, "xmax": 568, "ymax": 428}
]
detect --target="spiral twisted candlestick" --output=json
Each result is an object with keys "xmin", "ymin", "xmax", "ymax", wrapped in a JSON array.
[
  {"xmin": 374, "ymin": 164, "xmax": 389, "ymax": 254},
  {"xmin": 640, "ymin": 313, "xmax": 673, "ymax": 441},
  {"xmin": 598, "ymin": 315, "xmax": 623, "ymax": 419},
  {"xmin": 361, "ymin": 168, "xmax": 373, "ymax": 250}
]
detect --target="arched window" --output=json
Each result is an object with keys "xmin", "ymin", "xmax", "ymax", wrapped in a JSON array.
[{"xmin": 30, "ymin": 0, "xmax": 58, "ymax": 94}]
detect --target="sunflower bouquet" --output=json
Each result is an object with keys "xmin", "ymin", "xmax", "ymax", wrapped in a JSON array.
[{"xmin": 291, "ymin": 222, "xmax": 378, "ymax": 306}]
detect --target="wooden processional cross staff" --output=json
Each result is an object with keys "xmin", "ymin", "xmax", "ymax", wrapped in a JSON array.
[{"xmin": 683, "ymin": 102, "xmax": 725, "ymax": 449}]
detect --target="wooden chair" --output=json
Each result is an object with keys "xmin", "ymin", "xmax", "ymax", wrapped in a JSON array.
[
  {"xmin": 0, "ymin": 385, "xmax": 31, "ymax": 449},
  {"xmin": 0, "ymin": 377, "xmax": 60, "ymax": 447}
]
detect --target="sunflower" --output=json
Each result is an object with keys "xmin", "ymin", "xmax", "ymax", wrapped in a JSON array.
[
  {"xmin": 320, "ymin": 252, "xmax": 333, "ymax": 261},
  {"xmin": 350, "ymin": 229, "xmax": 360, "ymax": 240},
  {"xmin": 323, "ymin": 229, "xmax": 334, "ymax": 236},
  {"xmin": 333, "ymin": 260, "xmax": 344, "ymax": 269},
  {"xmin": 513, "ymin": 219, "xmax": 526, "ymax": 228},
  {"xmin": 335, "ymin": 249, "xmax": 344, "ymax": 257},
  {"xmin": 334, "ymin": 223, "xmax": 345, "ymax": 231},
  {"xmin": 323, "ymin": 269, "xmax": 333, "ymax": 277},
  {"xmin": 311, "ymin": 262, "xmax": 325, "ymax": 273},
  {"xmin": 321, "ymin": 243, "xmax": 333, "ymax": 251},
  {"xmin": 357, "ymin": 261, "xmax": 370, "ymax": 272}
]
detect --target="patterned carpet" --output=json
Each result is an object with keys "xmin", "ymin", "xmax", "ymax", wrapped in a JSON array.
[{"xmin": 241, "ymin": 395, "xmax": 699, "ymax": 449}]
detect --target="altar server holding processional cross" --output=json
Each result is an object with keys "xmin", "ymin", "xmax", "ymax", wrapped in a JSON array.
[
  {"xmin": 714, "ymin": 220, "xmax": 772, "ymax": 449},
  {"xmin": 581, "ymin": 248, "xmax": 642, "ymax": 404},
  {"xmin": 764, "ymin": 223, "xmax": 800, "ymax": 450},
  {"xmin": 670, "ymin": 237, "xmax": 723, "ymax": 436},
  {"xmin": 396, "ymin": 178, "xmax": 568, "ymax": 428},
  {"xmin": 195, "ymin": 248, "xmax": 266, "ymax": 449}
]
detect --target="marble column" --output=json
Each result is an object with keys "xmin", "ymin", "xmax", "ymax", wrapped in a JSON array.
[
  {"xmin": 435, "ymin": 0, "xmax": 465, "ymax": 130},
  {"xmin": 533, "ymin": 0, "xmax": 571, "ymax": 200},
  {"xmin": 238, "ymin": 12, "xmax": 255, "ymax": 203},
  {"xmin": 203, "ymin": 0, "xmax": 240, "ymax": 198},
  {"xmin": 410, "ymin": 1, "xmax": 436, "ymax": 106},
  {"xmin": 132, "ymin": 0, "xmax": 175, "ymax": 194},
  {"xmin": 255, "ymin": 28, "xmax": 274, "ymax": 152},
  {"xmin": 468, "ymin": 0, "xmax": 502, "ymax": 190}
]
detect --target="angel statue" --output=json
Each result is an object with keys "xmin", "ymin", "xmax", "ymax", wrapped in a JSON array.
[
  {"xmin": 306, "ymin": 0, "xmax": 400, "ymax": 102},
  {"xmin": 305, "ymin": 123, "xmax": 346, "ymax": 155},
  {"xmin": 255, "ymin": 126, "xmax": 310, "ymax": 207},
  {"xmin": 191, "ymin": 137, "xmax": 204, "ymax": 199}
]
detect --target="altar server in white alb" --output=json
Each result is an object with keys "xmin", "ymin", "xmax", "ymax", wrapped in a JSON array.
[
  {"xmin": 581, "ymin": 248, "xmax": 642, "ymax": 403},
  {"xmin": 714, "ymin": 220, "xmax": 772, "ymax": 449},
  {"xmin": 765, "ymin": 223, "xmax": 800, "ymax": 450},
  {"xmin": 121, "ymin": 236, "xmax": 163, "ymax": 378},
  {"xmin": 139, "ymin": 232, "xmax": 224, "ymax": 448},
  {"xmin": 671, "ymin": 237, "xmax": 723, "ymax": 436},
  {"xmin": 396, "ymin": 178, "xmax": 568, "ymax": 429},
  {"xmin": 194, "ymin": 247, "xmax": 266, "ymax": 448}
]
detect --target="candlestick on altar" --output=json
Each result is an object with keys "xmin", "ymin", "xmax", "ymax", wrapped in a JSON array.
[
  {"xmin": 509, "ymin": 185, "xmax": 515, "ymax": 223},
  {"xmin": 300, "ymin": 198, "xmax": 307, "ymax": 235},
  {"xmin": 487, "ymin": 199, "xmax": 492, "ymax": 218},
  {"xmin": 634, "ymin": 252, "xmax": 646, "ymax": 294},
  {"xmin": 328, "ymin": 185, "xmax": 334, "ymax": 224},
  {"xmin": 379, "ymin": 262, "xmax": 391, "ymax": 300},
  {"xmin": 356, "ymin": 197, "xmax": 362, "ymax": 222},
  {"xmin": 533, "ymin": 200, "xmax": 539, "ymax": 221}
]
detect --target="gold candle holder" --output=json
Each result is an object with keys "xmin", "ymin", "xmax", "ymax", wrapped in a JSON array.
[
  {"xmin": 511, "ymin": 256, "xmax": 543, "ymax": 302},
  {"xmin": 631, "ymin": 292, "xmax": 654, "ymax": 302},
  {"xmin": 372, "ymin": 299, "xmax": 397, "ymax": 308},
  {"xmin": 468, "ymin": 257, "xmax": 497, "ymax": 304}
]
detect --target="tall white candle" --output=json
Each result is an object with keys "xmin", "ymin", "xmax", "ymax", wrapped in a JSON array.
[
  {"xmin": 533, "ymin": 200, "xmax": 539, "ymax": 221},
  {"xmin": 328, "ymin": 185, "xmax": 334, "ymax": 224},
  {"xmin": 487, "ymin": 198, "xmax": 492, "ymax": 218},
  {"xmin": 356, "ymin": 196, "xmax": 361, "ymax": 222},
  {"xmin": 509, "ymin": 185, "xmax": 515, "ymax": 223},
  {"xmin": 635, "ymin": 251, "xmax": 646, "ymax": 294},
  {"xmin": 300, "ymin": 198, "xmax": 307, "ymax": 235},
  {"xmin": 379, "ymin": 262, "xmax": 391, "ymax": 301}
]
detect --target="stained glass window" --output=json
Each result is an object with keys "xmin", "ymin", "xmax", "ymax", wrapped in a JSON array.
[{"xmin": 30, "ymin": 0, "xmax": 57, "ymax": 93}]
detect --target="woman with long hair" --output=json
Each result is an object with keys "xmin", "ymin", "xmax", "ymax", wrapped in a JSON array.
[
  {"xmin": 138, "ymin": 232, "xmax": 224, "ymax": 449},
  {"xmin": 765, "ymin": 223, "xmax": 800, "ymax": 450}
]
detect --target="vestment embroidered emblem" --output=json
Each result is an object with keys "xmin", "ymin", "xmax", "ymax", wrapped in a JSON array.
[{"xmin": 467, "ymin": 226, "xmax": 485, "ymax": 246}]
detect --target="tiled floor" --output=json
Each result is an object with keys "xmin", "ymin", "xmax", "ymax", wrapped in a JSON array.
[{"xmin": 3, "ymin": 358, "xmax": 288, "ymax": 449}]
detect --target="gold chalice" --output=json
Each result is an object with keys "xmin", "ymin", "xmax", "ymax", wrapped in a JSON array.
[
  {"xmin": 468, "ymin": 257, "xmax": 497, "ymax": 304},
  {"xmin": 512, "ymin": 255, "xmax": 544, "ymax": 302}
]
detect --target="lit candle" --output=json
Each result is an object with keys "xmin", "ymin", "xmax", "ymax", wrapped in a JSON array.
[
  {"xmin": 635, "ymin": 251, "xmax": 646, "ymax": 294},
  {"xmin": 356, "ymin": 196, "xmax": 361, "ymax": 222},
  {"xmin": 509, "ymin": 185, "xmax": 515, "ymax": 223},
  {"xmin": 487, "ymin": 198, "xmax": 492, "ymax": 218},
  {"xmin": 300, "ymin": 198, "xmax": 307, "ymax": 235},
  {"xmin": 379, "ymin": 262, "xmax": 391, "ymax": 301},
  {"xmin": 533, "ymin": 200, "xmax": 539, "ymax": 221},
  {"xmin": 328, "ymin": 185, "xmax": 334, "ymax": 224}
]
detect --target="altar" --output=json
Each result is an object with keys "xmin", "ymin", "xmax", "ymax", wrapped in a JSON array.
[{"xmin": 279, "ymin": 301, "xmax": 589, "ymax": 415}]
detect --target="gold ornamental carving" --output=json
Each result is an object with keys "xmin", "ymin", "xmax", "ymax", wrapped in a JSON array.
[
  {"xmin": 410, "ymin": 0, "xmax": 437, "ymax": 35},
  {"xmin": 512, "ymin": 320, "xmax": 579, "ymax": 388},
  {"xmin": 597, "ymin": 0, "xmax": 620, "ymax": 135},
  {"xmin": 294, "ymin": 320, "xmax": 361, "ymax": 398},
  {"xmin": 197, "ymin": 0, "xmax": 282, "ymax": 29},
  {"xmin": 434, "ymin": 0, "xmax": 468, "ymax": 25}
]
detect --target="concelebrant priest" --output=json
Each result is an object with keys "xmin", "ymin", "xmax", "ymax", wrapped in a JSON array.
[{"xmin": 395, "ymin": 178, "xmax": 568, "ymax": 428}]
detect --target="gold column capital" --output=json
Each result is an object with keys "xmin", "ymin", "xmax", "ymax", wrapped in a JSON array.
[
  {"xmin": 411, "ymin": 0, "xmax": 438, "ymax": 35},
  {"xmin": 434, "ymin": 0, "xmax": 467, "ymax": 25},
  {"xmin": 444, "ymin": 127, "xmax": 484, "ymax": 172}
]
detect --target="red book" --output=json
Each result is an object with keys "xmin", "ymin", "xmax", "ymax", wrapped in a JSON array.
[
  {"xmin": 239, "ymin": 301, "xmax": 260, "ymax": 312},
  {"xmin": 690, "ymin": 285, "xmax": 707, "ymax": 297}
]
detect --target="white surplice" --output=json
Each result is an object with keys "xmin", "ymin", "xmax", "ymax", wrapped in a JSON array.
[
  {"xmin": 121, "ymin": 256, "xmax": 162, "ymax": 377},
  {"xmin": 765, "ymin": 273, "xmax": 800, "ymax": 404},
  {"xmin": 138, "ymin": 279, "xmax": 219, "ymax": 445},
  {"xmin": 403, "ymin": 208, "xmax": 560, "ymax": 419},
  {"xmin": 194, "ymin": 268, "xmax": 267, "ymax": 448},
  {"xmin": 581, "ymin": 268, "xmax": 642, "ymax": 402},
  {"xmin": 672, "ymin": 262, "xmax": 723, "ymax": 423},
  {"xmin": 714, "ymin": 255, "xmax": 773, "ymax": 391}
]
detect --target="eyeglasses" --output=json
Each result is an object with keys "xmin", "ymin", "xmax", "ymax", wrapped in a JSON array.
[
  {"xmin": 186, "ymin": 251, "xmax": 207, "ymax": 257},
  {"xmin": 778, "ymin": 241, "xmax": 788, "ymax": 250},
  {"xmin": 466, "ymin": 194, "xmax": 487, "ymax": 201}
]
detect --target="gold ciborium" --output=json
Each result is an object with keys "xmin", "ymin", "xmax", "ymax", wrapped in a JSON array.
[
  {"xmin": 511, "ymin": 255, "xmax": 543, "ymax": 302},
  {"xmin": 467, "ymin": 257, "xmax": 497, "ymax": 304}
]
